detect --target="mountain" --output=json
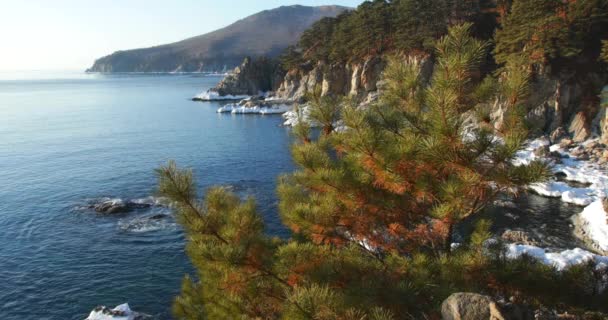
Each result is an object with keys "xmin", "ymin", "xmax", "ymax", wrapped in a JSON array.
[{"xmin": 86, "ymin": 5, "xmax": 349, "ymax": 73}]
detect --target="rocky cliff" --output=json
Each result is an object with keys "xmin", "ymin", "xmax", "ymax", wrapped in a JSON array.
[
  {"xmin": 212, "ymin": 55, "xmax": 608, "ymax": 142},
  {"xmin": 273, "ymin": 57, "xmax": 386, "ymax": 102},
  {"xmin": 491, "ymin": 72, "xmax": 608, "ymax": 144},
  {"xmin": 211, "ymin": 56, "xmax": 389, "ymax": 103},
  {"xmin": 212, "ymin": 57, "xmax": 284, "ymax": 96}
]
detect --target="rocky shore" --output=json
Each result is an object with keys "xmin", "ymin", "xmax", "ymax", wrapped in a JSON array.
[{"xmin": 186, "ymin": 54, "xmax": 608, "ymax": 319}]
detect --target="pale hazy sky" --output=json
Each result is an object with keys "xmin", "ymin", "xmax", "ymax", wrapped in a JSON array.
[{"xmin": 0, "ymin": 0, "xmax": 362, "ymax": 71}]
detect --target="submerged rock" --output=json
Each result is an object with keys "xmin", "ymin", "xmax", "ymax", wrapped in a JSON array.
[
  {"xmin": 93, "ymin": 200, "xmax": 130, "ymax": 215},
  {"xmin": 118, "ymin": 213, "xmax": 176, "ymax": 233},
  {"xmin": 87, "ymin": 197, "xmax": 166, "ymax": 215}
]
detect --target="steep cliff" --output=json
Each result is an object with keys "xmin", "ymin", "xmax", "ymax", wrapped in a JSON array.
[
  {"xmin": 211, "ymin": 54, "xmax": 608, "ymax": 142},
  {"xmin": 210, "ymin": 56, "xmax": 389, "ymax": 103},
  {"xmin": 212, "ymin": 57, "xmax": 284, "ymax": 96},
  {"xmin": 490, "ymin": 71, "xmax": 608, "ymax": 144},
  {"xmin": 273, "ymin": 57, "xmax": 386, "ymax": 102}
]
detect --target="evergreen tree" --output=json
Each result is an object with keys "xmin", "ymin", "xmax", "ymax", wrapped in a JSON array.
[
  {"xmin": 159, "ymin": 25, "xmax": 572, "ymax": 320},
  {"xmin": 280, "ymin": 23, "xmax": 548, "ymax": 254},
  {"xmin": 284, "ymin": 0, "xmax": 502, "ymax": 68},
  {"xmin": 494, "ymin": 0, "xmax": 608, "ymax": 69},
  {"xmin": 392, "ymin": 0, "xmax": 450, "ymax": 51}
]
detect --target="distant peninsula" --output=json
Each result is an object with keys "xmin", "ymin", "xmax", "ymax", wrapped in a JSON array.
[{"xmin": 86, "ymin": 5, "xmax": 348, "ymax": 73}]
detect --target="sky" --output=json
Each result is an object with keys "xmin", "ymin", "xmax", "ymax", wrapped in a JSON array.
[{"xmin": 0, "ymin": 0, "xmax": 363, "ymax": 71}]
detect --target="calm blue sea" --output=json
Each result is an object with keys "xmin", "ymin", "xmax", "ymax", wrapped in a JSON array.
[{"xmin": 0, "ymin": 72, "xmax": 294, "ymax": 319}]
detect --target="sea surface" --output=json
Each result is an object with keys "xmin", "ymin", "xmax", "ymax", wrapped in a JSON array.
[{"xmin": 0, "ymin": 72, "xmax": 294, "ymax": 319}]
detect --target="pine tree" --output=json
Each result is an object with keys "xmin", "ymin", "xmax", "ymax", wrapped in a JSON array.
[
  {"xmin": 392, "ymin": 0, "xmax": 450, "ymax": 51},
  {"xmin": 160, "ymin": 24, "xmax": 556, "ymax": 319},
  {"xmin": 494, "ymin": 0, "xmax": 608, "ymax": 68},
  {"xmin": 280, "ymin": 23, "xmax": 548, "ymax": 255}
]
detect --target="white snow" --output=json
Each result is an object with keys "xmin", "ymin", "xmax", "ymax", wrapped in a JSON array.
[
  {"xmin": 282, "ymin": 105, "xmax": 313, "ymax": 127},
  {"xmin": 512, "ymin": 137, "xmax": 550, "ymax": 166},
  {"xmin": 506, "ymin": 244, "xmax": 608, "ymax": 271},
  {"xmin": 194, "ymin": 90, "xmax": 250, "ymax": 101},
  {"xmin": 513, "ymin": 137, "xmax": 608, "ymax": 255},
  {"xmin": 86, "ymin": 303, "xmax": 139, "ymax": 320},
  {"xmin": 514, "ymin": 138, "xmax": 608, "ymax": 206},
  {"xmin": 217, "ymin": 104, "xmax": 292, "ymax": 115},
  {"xmin": 561, "ymin": 189, "xmax": 595, "ymax": 206},
  {"xmin": 529, "ymin": 182, "xmax": 594, "ymax": 206},
  {"xmin": 281, "ymin": 105, "xmax": 346, "ymax": 131},
  {"xmin": 577, "ymin": 200, "xmax": 608, "ymax": 252},
  {"xmin": 529, "ymin": 181, "xmax": 570, "ymax": 198}
]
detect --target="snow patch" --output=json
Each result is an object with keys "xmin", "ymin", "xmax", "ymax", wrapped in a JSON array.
[
  {"xmin": 529, "ymin": 182, "xmax": 594, "ymax": 206},
  {"xmin": 282, "ymin": 105, "xmax": 313, "ymax": 127},
  {"xmin": 578, "ymin": 200, "xmax": 608, "ymax": 252},
  {"xmin": 513, "ymin": 137, "xmax": 608, "ymax": 254},
  {"xmin": 513, "ymin": 137, "xmax": 608, "ymax": 205},
  {"xmin": 194, "ymin": 90, "xmax": 250, "ymax": 101},
  {"xmin": 506, "ymin": 244, "xmax": 608, "ymax": 271},
  {"xmin": 217, "ymin": 104, "xmax": 292, "ymax": 114}
]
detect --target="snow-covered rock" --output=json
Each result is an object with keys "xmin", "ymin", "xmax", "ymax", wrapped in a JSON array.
[
  {"xmin": 193, "ymin": 90, "xmax": 250, "ymax": 101},
  {"xmin": 282, "ymin": 105, "xmax": 313, "ymax": 127},
  {"xmin": 577, "ymin": 200, "xmax": 608, "ymax": 253},
  {"xmin": 529, "ymin": 182, "xmax": 595, "ymax": 206},
  {"xmin": 514, "ymin": 137, "xmax": 608, "ymax": 255},
  {"xmin": 505, "ymin": 244, "xmax": 608, "ymax": 271},
  {"xmin": 217, "ymin": 104, "xmax": 292, "ymax": 114},
  {"xmin": 86, "ymin": 303, "xmax": 150, "ymax": 320}
]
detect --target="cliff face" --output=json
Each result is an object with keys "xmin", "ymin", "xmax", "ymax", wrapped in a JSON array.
[
  {"xmin": 270, "ymin": 57, "xmax": 390, "ymax": 103},
  {"xmin": 213, "ymin": 55, "xmax": 608, "ymax": 142},
  {"xmin": 491, "ymin": 72, "xmax": 608, "ymax": 143},
  {"xmin": 213, "ymin": 57, "xmax": 284, "ymax": 96}
]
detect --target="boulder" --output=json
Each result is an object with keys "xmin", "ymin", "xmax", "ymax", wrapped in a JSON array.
[
  {"xmin": 550, "ymin": 127, "xmax": 567, "ymax": 144},
  {"xmin": 559, "ymin": 138, "xmax": 574, "ymax": 149},
  {"xmin": 501, "ymin": 229, "xmax": 541, "ymax": 246},
  {"xmin": 441, "ymin": 293, "xmax": 506, "ymax": 320},
  {"xmin": 533, "ymin": 145, "xmax": 551, "ymax": 157},
  {"xmin": 441, "ymin": 293, "xmax": 537, "ymax": 320},
  {"xmin": 569, "ymin": 112, "xmax": 592, "ymax": 142}
]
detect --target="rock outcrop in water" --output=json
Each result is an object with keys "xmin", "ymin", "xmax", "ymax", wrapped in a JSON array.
[
  {"xmin": 85, "ymin": 197, "xmax": 166, "ymax": 215},
  {"xmin": 86, "ymin": 303, "xmax": 151, "ymax": 320},
  {"xmin": 211, "ymin": 57, "xmax": 284, "ymax": 97}
]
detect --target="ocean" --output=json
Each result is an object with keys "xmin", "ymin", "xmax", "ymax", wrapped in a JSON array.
[{"xmin": 0, "ymin": 72, "xmax": 294, "ymax": 319}]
